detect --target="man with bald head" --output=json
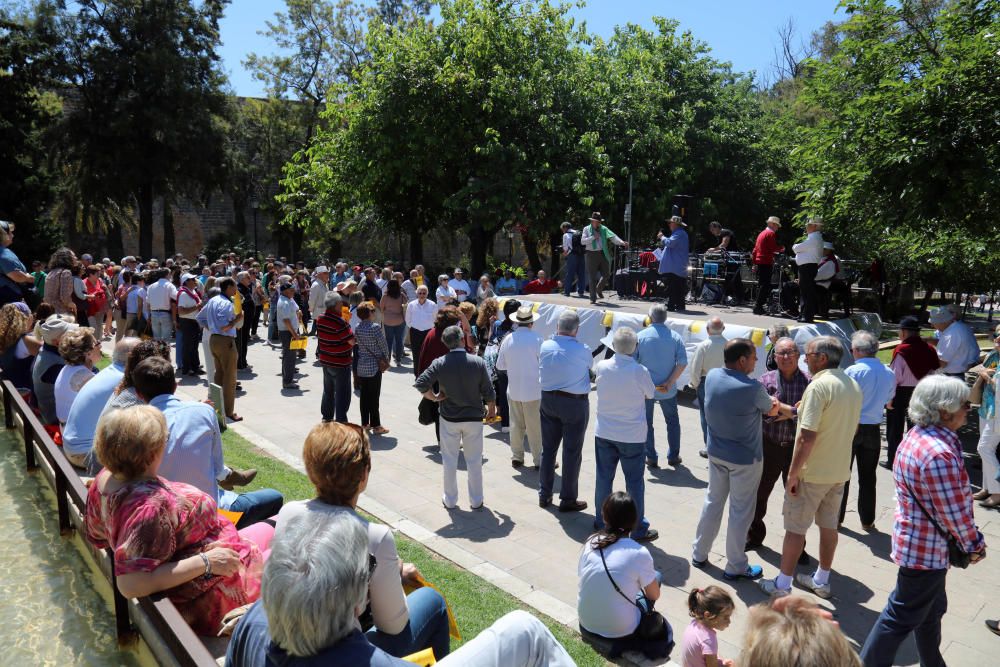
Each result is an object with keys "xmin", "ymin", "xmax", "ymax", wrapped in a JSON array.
[
  {"xmin": 63, "ymin": 336, "xmax": 141, "ymax": 471},
  {"xmin": 689, "ymin": 317, "xmax": 728, "ymax": 456}
]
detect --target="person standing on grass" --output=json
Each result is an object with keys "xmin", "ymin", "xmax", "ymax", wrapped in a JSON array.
[
  {"xmin": 840, "ymin": 331, "xmax": 896, "ymax": 530},
  {"xmin": 759, "ymin": 336, "xmax": 862, "ymax": 599},
  {"xmin": 316, "ymin": 291, "xmax": 354, "ymax": 424},
  {"xmin": 636, "ymin": 303, "xmax": 687, "ymax": 468},
  {"xmin": 692, "ymin": 338, "xmax": 783, "ymax": 582},
  {"xmin": 415, "ymin": 325, "xmax": 496, "ymax": 510}
]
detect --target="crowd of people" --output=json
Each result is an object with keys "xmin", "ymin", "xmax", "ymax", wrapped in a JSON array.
[{"xmin": 0, "ymin": 224, "xmax": 995, "ymax": 666}]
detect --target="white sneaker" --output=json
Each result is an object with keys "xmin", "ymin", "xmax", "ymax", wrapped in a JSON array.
[
  {"xmin": 501, "ymin": 426, "xmax": 510, "ymax": 433},
  {"xmin": 795, "ymin": 573, "xmax": 832, "ymax": 599},
  {"xmin": 757, "ymin": 578, "xmax": 791, "ymax": 598}
]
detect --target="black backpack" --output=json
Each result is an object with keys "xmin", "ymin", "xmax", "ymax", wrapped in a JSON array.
[{"xmin": 571, "ymin": 230, "xmax": 585, "ymax": 255}]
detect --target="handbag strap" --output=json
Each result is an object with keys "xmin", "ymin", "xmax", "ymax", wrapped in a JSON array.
[
  {"xmin": 901, "ymin": 477, "xmax": 956, "ymax": 544},
  {"xmin": 598, "ymin": 544, "xmax": 643, "ymax": 612}
]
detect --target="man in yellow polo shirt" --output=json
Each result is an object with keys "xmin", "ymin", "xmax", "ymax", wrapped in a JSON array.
[{"xmin": 759, "ymin": 335, "xmax": 861, "ymax": 599}]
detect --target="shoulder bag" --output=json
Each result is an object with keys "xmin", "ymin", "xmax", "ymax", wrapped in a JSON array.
[
  {"xmin": 598, "ymin": 546, "xmax": 673, "ymax": 655},
  {"xmin": 902, "ymin": 479, "xmax": 971, "ymax": 568}
]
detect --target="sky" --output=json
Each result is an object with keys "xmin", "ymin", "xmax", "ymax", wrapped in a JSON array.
[{"xmin": 217, "ymin": 0, "xmax": 844, "ymax": 97}]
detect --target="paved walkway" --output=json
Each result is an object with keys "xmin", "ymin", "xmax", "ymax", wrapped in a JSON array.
[{"xmin": 175, "ymin": 305, "xmax": 999, "ymax": 666}]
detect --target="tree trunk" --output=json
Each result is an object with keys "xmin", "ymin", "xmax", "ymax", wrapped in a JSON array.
[
  {"xmin": 106, "ymin": 223, "xmax": 124, "ymax": 262},
  {"xmin": 920, "ymin": 284, "xmax": 937, "ymax": 311},
  {"xmin": 521, "ymin": 228, "xmax": 542, "ymax": 272},
  {"xmin": 469, "ymin": 223, "xmax": 490, "ymax": 280},
  {"xmin": 548, "ymin": 230, "xmax": 561, "ymax": 276},
  {"xmin": 291, "ymin": 224, "xmax": 304, "ymax": 262},
  {"xmin": 329, "ymin": 238, "xmax": 343, "ymax": 262},
  {"xmin": 409, "ymin": 231, "xmax": 423, "ymax": 266},
  {"xmin": 137, "ymin": 183, "xmax": 154, "ymax": 260},
  {"xmin": 233, "ymin": 194, "xmax": 247, "ymax": 238},
  {"xmin": 163, "ymin": 198, "xmax": 176, "ymax": 258}
]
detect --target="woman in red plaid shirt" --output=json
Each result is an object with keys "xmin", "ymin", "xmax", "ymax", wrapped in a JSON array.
[{"xmin": 860, "ymin": 375, "xmax": 986, "ymax": 666}]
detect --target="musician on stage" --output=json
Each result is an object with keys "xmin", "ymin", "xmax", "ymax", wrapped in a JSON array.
[
  {"xmin": 792, "ymin": 218, "xmax": 824, "ymax": 323},
  {"xmin": 707, "ymin": 221, "xmax": 734, "ymax": 251},
  {"xmin": 581, "ymin": 212, "xmax": 628, "ymax": 304},
  {"xmin": 658, "ymin": 216, "xmax": 689, "ymax": 312},
  {"xmin": 751, "ymin": 216, "xmax": 784, "ymax": 315},
  {"xmin": 815, "ymin": 242, "xmax": 851, "ymax": 318}
]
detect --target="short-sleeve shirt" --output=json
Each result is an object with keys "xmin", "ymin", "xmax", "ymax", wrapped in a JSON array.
[
  {"xmin": 275, "ymin": 295, "xmax": 300, "ymax": 332},
  {"xmin": 0, "ymin": 246, "xmax": 26, "ymax": 292},
  {"xmin": 577, "ymin": 537, "xmax": 657, "ymax": 638},
  {"xmin": 704, "ymin": 367, "xmax": 774, "ymax": 465},
  {"xmin": 177, "ymin": 289, "xmax": 200, "ymax": 320},
  {"xmin": 681, "ymin": 619, "xmax": 719, "ymax": 667},
  {"xmin": 125, "ymin": 286, "xmax": 146, "ymax": 314},
  {"xmin": 84, "ymin": 475, "xmax": 263, "ymax": 636},
  {"xmin": 795, "ymin": 368, "xmax": 863, "ymax": 484}
]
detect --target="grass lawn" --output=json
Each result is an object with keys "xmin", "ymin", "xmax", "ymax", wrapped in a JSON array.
[{"xmin": 220, "ymin": 429, "xmax": 608, "ymax": 667}]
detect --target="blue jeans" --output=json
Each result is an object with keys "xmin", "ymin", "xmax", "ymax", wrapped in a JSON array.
[
  {"xmin": 367, "ymin": 587, "xmax": 451, "ymax": 659},
  {"xmin": 150, "ymin": 311, "xmax": 172, "ymax": 341},
  {"xmin": 860, "ymin": 567, "xmax": 948, "ymax": 667},
  {"xmin": 644, "ymin": 396, "xmax": 680, "ymax": 463},
  {"xmin": 539, "ymin": 392, "xmax": 589, "ymax": 503},
  {"xmin": 563, "ymin": 253, "xmax": 587, "ymax": 296},
  {"xmin": 384, "ymin": 323, "xmax": 405, "ymax": 361},
  {"xmin": 321, "ymin": 365, "xmax": 352, "ymax": 422},
  {"xmin": 225, "ymin": 488, "xmax": 284, "ymax": 529},
  {"xmin": 697, "ymin": 382, "xmax": 708, "ymax": 445},
  {"xmin": 594, "ymin": 436, "xmax": 650, "ymax": 538}
]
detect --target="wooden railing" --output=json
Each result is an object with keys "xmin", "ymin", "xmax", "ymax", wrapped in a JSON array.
[{"xmin": 1, "ymin": 379, "xmax": 218, "ymax": 667}]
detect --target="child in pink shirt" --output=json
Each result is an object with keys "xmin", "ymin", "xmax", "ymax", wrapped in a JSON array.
[{"xmin": 681, "ymin": 586, "xmax": 735, "ymax": 667}]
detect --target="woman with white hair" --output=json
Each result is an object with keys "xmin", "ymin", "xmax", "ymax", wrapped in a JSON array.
[
  {"xmin": 435, "ymin": 274, "xmax": 456, "ymax": 305},
  {"xmin": 226, "ymin": 511, "xmax": 577, "ymax": 667},
  {"xmin": 860, "ymin": 375, "xmax": 986, "ymax": 666}
]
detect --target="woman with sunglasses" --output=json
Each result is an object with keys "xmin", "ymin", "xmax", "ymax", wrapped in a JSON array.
[
  {"xmin": 274, "ymin": 421, "xmax": 450, "ymax": 660},
  {"xmin": 974, "ymin": 324, "xmax": 1000, "ymax": 508},
  {"xmin": 0, "ymin": 220, "xmax": 36, "ymax": 307}
]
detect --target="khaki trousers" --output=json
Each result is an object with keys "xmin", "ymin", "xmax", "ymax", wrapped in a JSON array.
[
  {"xmin": 210, "ymin": 334, "xmax": 237, "ymax": 417},
  {"xmin": 508, "ymin": 399, "xmax": 542, "ymax": 464}
]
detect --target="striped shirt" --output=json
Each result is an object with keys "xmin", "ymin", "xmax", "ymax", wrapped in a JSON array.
[
  {"xmin": 316, "ymin": 311, "xmax": 354, "ymax": 368},
  {"xmin": 892, "ymin": 424, "xmax": 984, "ymax": 570}
]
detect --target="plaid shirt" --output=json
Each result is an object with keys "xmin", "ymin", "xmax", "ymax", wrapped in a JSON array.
[
  {"xmin": 892, "ymin": 424, "xmax": 984, "ymax": 570},
  {"xmin": 354, "ymin": 320, "xmax": 389, "ymax": 378},
  {"xmin": 758, "ymin": 369, "xmax": 810, "ymax": 444}
]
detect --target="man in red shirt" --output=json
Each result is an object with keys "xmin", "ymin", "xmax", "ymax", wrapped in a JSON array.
[
  {"xmin": 316, "ymin": 291, "xmax": 355, "ymax": 423},
  {"xmin": 521, "ymin": 270, "xmax": 560, "ymax": 295},
  {"xmin": 751, "ymin": 216, "xmax": 784, "ymax": 315}
]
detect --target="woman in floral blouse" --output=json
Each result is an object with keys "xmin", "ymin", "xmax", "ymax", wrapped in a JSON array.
[{"xmin": 85, "ymin": 405, "xmax": 272, "ymax": 635}]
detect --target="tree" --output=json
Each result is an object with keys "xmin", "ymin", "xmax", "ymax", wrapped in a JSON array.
[
  {"xmin": 59, "ymin": 0, "xmax": 232, "ymax": 260},
  {"xmin": 789, "ymin": 0, "xmax": 1000, "ymax": 293}
]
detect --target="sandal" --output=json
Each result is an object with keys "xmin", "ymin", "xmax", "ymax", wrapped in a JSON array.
[
  {"xmin": 371, "ymin": 426, "xmax": 389, "ymax": 435},
  {"xmin": 974, "ymin": 488, "xmax": 990, "ymax": 501},
  {"xmin": 979, "ymin": 495, "xmax": 1000, "ymax": 508}
]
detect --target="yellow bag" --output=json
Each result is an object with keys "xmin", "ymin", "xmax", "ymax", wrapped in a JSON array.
[
  {"xmin": 403, "ymin": 575, "xmax": 461, "ymax": 641},
  {"xmin": 401, "ymin": 648, "xmax": 436, "ymax": 665},
  {"xmin": 289, "ymin": 337, "xmax": 308, "ymax": 351}
]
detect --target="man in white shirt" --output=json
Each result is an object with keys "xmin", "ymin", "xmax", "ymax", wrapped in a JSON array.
[
  {"xmin": 145, "ymin": 268, "xmax": 178, "ymax": 341},
  {"xmin": 689, "ymin": 316, "xmax": 728, "ymax": 456},
  {"xmin": 560, "ymin": 221, "xmax": 586, "ymax": 297},
  {"xmin": 581, "ymin": 212, "xmax": 628, "ymax": 304},
  {"xmin": 929, "ymin": 306, "xmax": 981, "ymax": 377},
  {"xmin": 593, "ymin": 327, "xmax": 657, "ymax": 541},
  {"xmin": 450, "ymin": 268, "xmax": 471, "ymax": 303},
  {"xmin": 405, "ymin": 285, "xmax": 438, "ymax": 375},
  {"xmin": 176, "ymin": 274, "xmax": 204, "ymax": 375},
  {"xmin": 792, "ymin": 218, "xmax": 823, "ymax": 323},
  {"xmin": 496, "ymin": 306, "xmax": 544, "ymax": 468},
  {"xmin": 308, "ymin": 266, "xmax": 330, "ymax": 335}
]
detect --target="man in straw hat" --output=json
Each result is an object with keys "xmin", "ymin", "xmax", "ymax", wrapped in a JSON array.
[
  {"xmin": 658, "ymin": 215, "xmax": 689, "ymax": 312},
  {"xmin": 496, "ymin": 305, "xmax": 544, "ymax": 468},
  {"xmin": 751, "ymin": 215, "xmax": 784, "ymax": 315},
  {"xmin": 792, "ymin": 218, "xmax": 824, "ymax": 323}
]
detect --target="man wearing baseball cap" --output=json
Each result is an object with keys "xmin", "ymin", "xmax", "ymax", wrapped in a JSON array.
[
  {"xmin": 276, "ymin": 281, "xmax": 304, "ymax": 390},
  {"xmin": 176, "ymin": 273, "xmax": 204, "ymax": 375}
]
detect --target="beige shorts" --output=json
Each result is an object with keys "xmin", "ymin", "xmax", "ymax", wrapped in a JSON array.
[{"xmin": 783, "ymin": 481, "xmax": 845, "ymax": 533}]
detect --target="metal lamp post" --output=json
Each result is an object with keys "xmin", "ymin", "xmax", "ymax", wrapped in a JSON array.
[{"xmin": 250, "ymin": 188, "xmax": 259, "ymax": 259}]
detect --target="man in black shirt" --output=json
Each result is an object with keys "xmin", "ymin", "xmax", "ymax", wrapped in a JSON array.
[{"xmin": 708, "ymin": 221, "xmax": 734, "ymax": 251}]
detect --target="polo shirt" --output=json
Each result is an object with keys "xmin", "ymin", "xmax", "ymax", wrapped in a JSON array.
[
  {"xmin": 794, "ymin": 368, "xmax": 863, "ymax": 484},
  {"xmin": 594, "ymin": 353, "xmax": 656, "ymax": 443},
  {"xmin": 496, "ymin": 277, "xmax": 518, "ymax": 294},
  {"xmin": 63, "ymin": 362, "xmax": 125, "ymax": 456},
  {"xmin": 539, "ymin": 335, "xmax": 592, "ymax": 395},
  {"xmin": 704, "ymin": 367, "xmax": 774, "ymax": 464},
  {"xmin": 275, "ymin": 294, "xmax": 300, "ymax": 332},
  {"xmin": 0, "ymin": 246, "xmax": 26, "ymax": 293},
  {"xmin": 635, "ymin": 323, "xmax": 687, "ymax": 399},
  {"xmin": 315, "ymin": 311, "xmax": 354, "ymax": 367},
  {"xmin": 414, "ymin": 349, "xmax": 496, "ymax": 422},
  {"xmin": 845, "ymin": 357, "xmax": 896, "ymax": 425}
]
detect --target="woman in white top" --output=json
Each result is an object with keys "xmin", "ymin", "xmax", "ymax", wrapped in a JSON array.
[
  {"xmin": 274, "ymin": 422, "xmax": 451, "ymax": 660},
  {"xmin": 476, "ymin": 274, "xmax": 496, "ymax": 302},
  {"xmin": 435, "ymin": 274, "xmax": 456, "ymax": 305},
  {"xmin": 54, "ymin": 327, "xmax": 101, "ymax": 424},
  {"xmin": 578, "ymin": 491, "xmax": 670, "ymax": 660}
]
